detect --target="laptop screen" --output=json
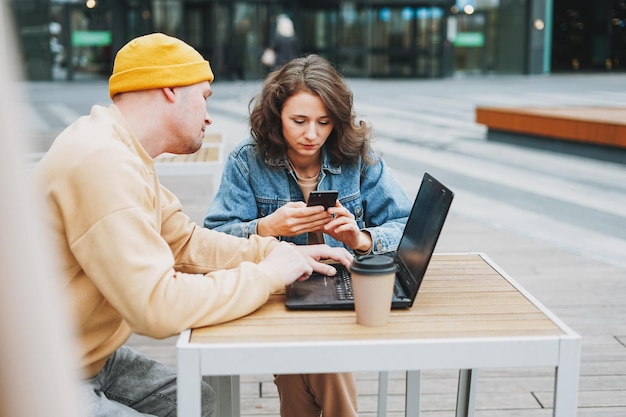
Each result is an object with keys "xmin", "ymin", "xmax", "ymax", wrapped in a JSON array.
[{"xmin": 396, "ymin": 173, "xmax": 454, "ymax": 299}]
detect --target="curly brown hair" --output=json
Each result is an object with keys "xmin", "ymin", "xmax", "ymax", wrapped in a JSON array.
[{"xmin": 248, "ymin": 54, "xmax": 376, "ymax": 166}]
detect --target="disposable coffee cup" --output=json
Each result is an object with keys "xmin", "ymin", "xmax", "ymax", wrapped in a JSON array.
[{"xmin": 350, "ymin": 255, "xmax": 397, "ymax": 327}]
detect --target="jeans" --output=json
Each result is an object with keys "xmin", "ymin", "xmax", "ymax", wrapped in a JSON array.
[{"xmin": 82, "ymin": 345, "xmax": 215, "ymax": 417}]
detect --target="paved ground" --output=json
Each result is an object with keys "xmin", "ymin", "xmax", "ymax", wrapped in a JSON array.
[{"xmin": 20, "ymin": 73, "xmax": 626, "ymax": 416}]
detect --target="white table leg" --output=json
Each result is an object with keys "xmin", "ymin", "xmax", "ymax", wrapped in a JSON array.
[
  {"xmin": 405, "ymin": 370, "xmax": 421, "ymax": 417},
  {"xmin": 553, "ymin": 337, "xmax": 581, "ymax": 417},
  {"xmin": 177, "ymin": 348, "xmax": 202, "ymax": 417},
  {"xmin": 206, "ymin": 375, "xmax": 240, "ymax": 417},
  {"xmin": 455, "ymin": 369, "xmax": 477, "ymax": 417},
  {"xmin": 377, "ymin": 371, "xmax": 389, "ymax": 417}
]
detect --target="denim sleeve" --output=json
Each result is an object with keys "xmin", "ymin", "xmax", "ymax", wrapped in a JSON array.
[
  {"xmin": 203, "ymin": 151, "xmax": 259, "ymax": 238},
  {"xmin": 359, "ymin": 158, "xmax": 412, "ymax": 254}
]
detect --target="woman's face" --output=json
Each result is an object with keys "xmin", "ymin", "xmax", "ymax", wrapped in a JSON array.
[{"xmin": 280, "ymin": 91, "xmax": 334, "ymax": 162}]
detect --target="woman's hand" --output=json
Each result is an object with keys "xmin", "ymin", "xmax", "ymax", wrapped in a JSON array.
[
  {"xmin": 324, "ymin": 203, "xmax": 373, "ymax": 253},
  {"xmin": 257, "ymin": 201, "xmax": 333, "ymax": 237}
]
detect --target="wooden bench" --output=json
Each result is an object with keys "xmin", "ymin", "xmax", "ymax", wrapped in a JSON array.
[
  {"xmin": 154, "ymin": 132, "xmax": 225, "ymax": 191},
  {"xmin": 24, "ymin": 133, "xmax": 225, "ymax": 186},
  {"xmin": 476, "ymin": 106, "xmax": 626, "ymax": 150}
]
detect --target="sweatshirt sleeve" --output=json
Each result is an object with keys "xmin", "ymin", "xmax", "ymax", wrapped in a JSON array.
[{"xmin": 60, "ymin": 146, "xmax": 284, "ymax": 339}]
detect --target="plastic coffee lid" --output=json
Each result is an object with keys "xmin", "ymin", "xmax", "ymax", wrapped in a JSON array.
[{"xmin": 349, "ymin": 254, "xmax": 396, "ymax": 275}]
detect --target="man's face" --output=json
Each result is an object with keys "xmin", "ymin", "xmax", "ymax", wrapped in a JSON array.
[{"xmin": 169, "ymin": 81, "xmax": 213, "ymax": 154}]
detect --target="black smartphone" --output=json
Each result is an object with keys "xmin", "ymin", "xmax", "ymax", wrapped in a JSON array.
[{"xmin": 307, "ymin": 190, "xmax": 338, "ymax": 210}]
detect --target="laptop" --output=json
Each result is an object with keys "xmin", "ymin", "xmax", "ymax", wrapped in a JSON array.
[{"xmin": 285, "ymin": 172, "xmax": 454, "ymax": 310}]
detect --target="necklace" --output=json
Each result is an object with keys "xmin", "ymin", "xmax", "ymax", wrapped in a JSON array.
[
  {"xmin": 293, "ymin": 167, "xmax": 319, "ymax": 181},
  {"xmin": 289, "ymin": 161, "xmax": 320, "ymax": 185}
]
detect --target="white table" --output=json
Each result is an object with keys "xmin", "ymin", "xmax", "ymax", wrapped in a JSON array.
[{"xmin": 177, "ymin": 253, "xmax": 581, "ymax": 416}]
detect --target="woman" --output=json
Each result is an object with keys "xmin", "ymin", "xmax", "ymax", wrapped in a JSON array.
[{"xmin": 204, "ymin": 54, "xmax": 412, "ymax": 417}]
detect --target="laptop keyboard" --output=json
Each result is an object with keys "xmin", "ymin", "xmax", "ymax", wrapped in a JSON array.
[
  {"xmin": 332, "ymin": 262, "xmax": 405, "ymax": 301},
  {"xmin": 334, "ymin": 265, "xmax": 354, "ymax": 300}
]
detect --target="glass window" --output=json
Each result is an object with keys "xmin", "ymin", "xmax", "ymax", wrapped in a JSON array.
[
  {"xmin": 153, "ymin": 0, "xmax": 181, "ymax": 35},
  {"xmin": 452, "ymin": 12, "xmax": 486, "ymax": 75}
]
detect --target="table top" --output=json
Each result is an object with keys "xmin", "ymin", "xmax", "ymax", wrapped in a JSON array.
[{"xmin": 189, "ymin": 253, "xmax": 568, "ymax": 346}]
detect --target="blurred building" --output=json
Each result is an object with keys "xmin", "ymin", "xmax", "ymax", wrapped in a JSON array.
[{"xmin": 9, "ymin": 0, "xmax": 626, "ymax": 81}]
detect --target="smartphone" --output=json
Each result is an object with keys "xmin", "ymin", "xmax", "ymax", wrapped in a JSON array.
[{"xmin": 307, "ymin": 190, "xmax": 338, "ymax": 210}]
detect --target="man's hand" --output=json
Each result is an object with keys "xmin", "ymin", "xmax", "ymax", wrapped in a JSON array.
[
  {"xmin": 293, "ymin": 244, "xmax": 354, "ymax": 278},
  {"xmin": 259, "ymin": 242, "xmax": 314, "ymax": 285},
  {"xmin": 260, "ymin": 242, "xmax": 354, "ymax": 286}
]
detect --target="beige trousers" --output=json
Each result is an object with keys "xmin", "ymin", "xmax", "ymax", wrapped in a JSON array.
[{"xmin": 274, "ymin": 373, "xmax": 359, "ymax": 417}]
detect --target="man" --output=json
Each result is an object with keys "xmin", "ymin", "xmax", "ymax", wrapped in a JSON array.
[{"xmin": 32, "ymin": 33, "xmax": 353, "ymax": 417}]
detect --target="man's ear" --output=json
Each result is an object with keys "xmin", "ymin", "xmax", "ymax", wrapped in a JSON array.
[{"xmin": 162, "ymin": 87, "xmax": 176, "ymax": 102}]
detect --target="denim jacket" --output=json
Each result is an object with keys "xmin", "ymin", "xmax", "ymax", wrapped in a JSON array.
[{"xmin": 204, "ymin": 138, "xmax": 412, "ymax": 254}]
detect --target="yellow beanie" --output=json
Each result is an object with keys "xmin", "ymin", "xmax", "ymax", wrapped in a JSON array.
[{"xmin": 109, "ymin": 33, "xmax": 214, "ymax": 99}]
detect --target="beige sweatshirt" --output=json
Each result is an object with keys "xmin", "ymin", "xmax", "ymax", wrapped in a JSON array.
[{"xmin": 33, "ymin": 104, "xmax": 284, "ymax": 378}]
